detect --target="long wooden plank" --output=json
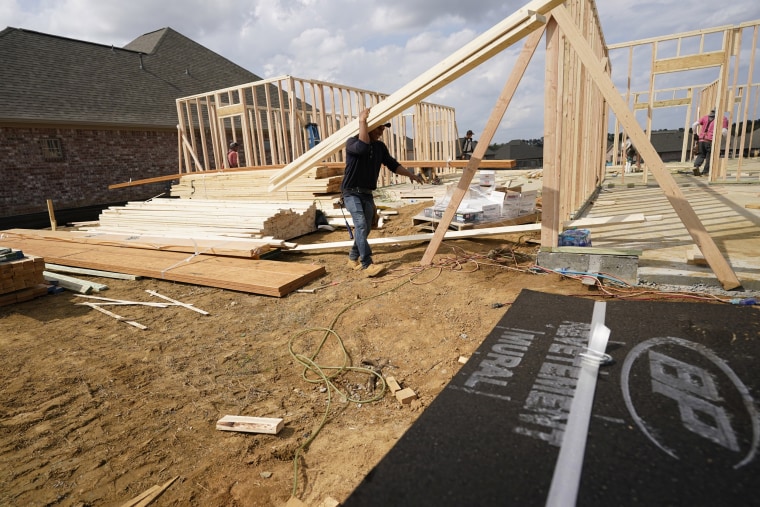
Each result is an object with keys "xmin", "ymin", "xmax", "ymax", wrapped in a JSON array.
[
  {"xmin": 551, "ymin": 6, "xmax": 741, "ymax": 290},
  {"xmin": 421, "ymin": 24, "xmax": 546, "ymax": 265},
  {"xmin": 45, "ymin": 263, "xmax": 142, "ymax": 280},
  {"xmin": 2, "ymin": 229, "xmax": 270, "ymax": 259},
  {"xmin": 291, "ymin": 223, "xmax": 542, "ymax": 252},
  {"xmin": 107, "ymin": 160, "xmax": 516, "ymax": 190},
  {"xmin": 0, "ymin": 236, "xmax": 324, "ymax": 297},
  {"xmin": 652, "ymin": 51, "xmax": 725, "ymax": 74},
  {"xmin": 269, "ymin": 0, "xmax": 564, "ymax": 191}
]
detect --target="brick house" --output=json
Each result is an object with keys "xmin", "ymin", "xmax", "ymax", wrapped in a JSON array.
[{"xmin": 0, "ymin": 27, "xmax": 263, "ymax": 227}]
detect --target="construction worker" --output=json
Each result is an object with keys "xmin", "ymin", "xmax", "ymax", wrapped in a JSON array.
[
  {"xmin": 692, "ymin": 109, "xmax": 728, "ymax": 176},
  {"xmin": 460, "ymin": 130, "xmax": 475, "ymax": 159},
  {"xmin": 342, "ymin": 108, "xmax": 423, "ymax": 277},
  {"xmin": 227, "ymin": 141, "xmax": 240, "ymax": 168}
]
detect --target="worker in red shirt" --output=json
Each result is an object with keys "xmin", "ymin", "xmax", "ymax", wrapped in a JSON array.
[
  {"xmin": 227, "ymin": 142, "xmax": 240, "ymax": 168},
  {"xmin": 692, "ymin": 109, "xmax": 728, "ymax": 176}
]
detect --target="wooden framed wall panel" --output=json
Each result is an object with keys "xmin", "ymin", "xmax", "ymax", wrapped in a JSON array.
[
  {"xmin": 552, "ymin": 5, "xmax": 741, "ymax": 289},
  {"xmin": 543, "ymin": 0, "xmax": 608, "ymax": 238},
  {"xmin": 736, "ymin": 25, "xmax": 759, "ymax": 174},
  {"xmin": 175, "ymin": 76, "xmax": 460, "ymax": 180},
  {"xmin": 607, "ymin": 19, "xmax": 760, "ymax": 180}
]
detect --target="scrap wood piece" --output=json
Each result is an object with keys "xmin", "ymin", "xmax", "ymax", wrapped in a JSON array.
[
  {"xmin": 43, "ymin": 271, "xmax": 108, "ymax": 293},
  {"xmin": 384, "ymin": 376, "xmax": 418, "ymax": 404},
  {"xmin": 686, "ymin": 245, "xmax": 708, "ymax": 266},
  {"xmin": 45, "ymin": 262, "xmax": 142, "ymax": 280},
  {"xmin": 216, "ymin": 415, "xmax": 284, "ymax": 435},
  {"xmin": 395, "ymin": 387, "xmax": 418, "ymax": 405},
  {"xmin": 75, "ymin": 294, "xmax": 169, "ymax": 307},
  {"xmin": 746, "ymin": 203, "xmax": 760, "ymax": 209},
  {"xmin": 385, "ymin": 376, "xmax": 402, "ymax": 394},
  {"xmin": 121, "ymin": 476, "xmax": 179, "ymax": 507},
  {"xmin": 145, "ymin": 290, "xmax": 210, "ymax": 315},
  {"xmin": 80, "ymin": 302, "xmax": 147, "ymax": 330}
]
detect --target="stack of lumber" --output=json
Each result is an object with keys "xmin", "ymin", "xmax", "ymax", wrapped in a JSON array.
[
  {"xmin": 80, "ymin": 198, "xmax": 318, "ymax": 241},
  {"xmin": 3, "ymin": 229, "xmax": 281, "ymax": 259},
  {"xmin": 171, "ymin": 167, "xmax": 343, "ymax": 201},
  {"xmin": 0, "ymin": 235, "xmax": 325, "ymax": 297},
  {"xmin": 0, "ymin": 250, "xmax": 48, "ymax": 306}
]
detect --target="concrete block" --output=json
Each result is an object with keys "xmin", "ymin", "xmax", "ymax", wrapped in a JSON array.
[{"xmin": 537, "ymin": 251, "xmax": 638, "ymax": 285}]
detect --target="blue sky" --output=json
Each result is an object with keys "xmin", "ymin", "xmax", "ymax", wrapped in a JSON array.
[{"xmin": 3, "ymin": 0, "xmax": 759, "ymax": 143}]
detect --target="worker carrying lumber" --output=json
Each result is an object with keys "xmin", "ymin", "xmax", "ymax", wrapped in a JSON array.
[{"xmin": 341, "ymin": 107, "xmax": 424, "ymax": 277}]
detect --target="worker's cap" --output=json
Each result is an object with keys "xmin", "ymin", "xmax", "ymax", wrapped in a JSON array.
[
  {"xmin": 380, "ymin": 122, "xmax": 391, "ymax": 128},
  {"xmin": 229, "ymin": 141, "xmax": 239, "ymax": 148},
  {"xmin": 709, "ymin": 109, "xmax": 716, "ymax": 117},
  {"xmin": 466, "ymin": 130, "xmax": 474, "ymax": 135}
]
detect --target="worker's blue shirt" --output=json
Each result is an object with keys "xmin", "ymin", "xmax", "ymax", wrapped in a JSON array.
[{"xmin": 342, "ymin": 136, "xmax": 401, "ymax": 191}]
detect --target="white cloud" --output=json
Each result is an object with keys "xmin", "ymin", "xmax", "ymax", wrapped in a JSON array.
[{"xmin": 3, "ymin": 0, "xmax": 760, "ymax": 143}]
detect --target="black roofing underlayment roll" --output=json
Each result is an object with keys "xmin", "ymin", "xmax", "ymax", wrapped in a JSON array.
[{"xmin": 344, "ymin": 289, "xmax": 760, "ymax": 506}]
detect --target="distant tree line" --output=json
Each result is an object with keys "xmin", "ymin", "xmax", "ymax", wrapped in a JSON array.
[
  {"xmin": 492, "ymin": 119, "xmax": 759, "ymax": 149},
  {"xmin": 489, "ymin": 138, "xmax": 544, "ymax": 151}
]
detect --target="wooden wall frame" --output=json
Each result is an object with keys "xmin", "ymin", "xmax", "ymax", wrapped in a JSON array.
[
  {"xmin": 264, "ymin": 0, "xmax": 744, "ymax": 289},
  {"xmin": 175, "ymin": 75, "xmax": 461, "ymax": 187},
  {"xmin": 608, "ymin": 20, "xmax": 760, "ymax": 184}
]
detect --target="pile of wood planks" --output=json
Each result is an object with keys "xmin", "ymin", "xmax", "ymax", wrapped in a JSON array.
[
  {"xmin": 0, "ymin": 251, "xmax": 48, "ymax": 306},
  {"xmin": 79, "ymin": 198, "xmax": 319, "ymax": 241},
  {"xmin": 170, "ymin": 167, "xmax": 343, "ymax": 201},
  {"xmin": 0, "ymin": 235, "xmax": 325, "ymax": 297}
]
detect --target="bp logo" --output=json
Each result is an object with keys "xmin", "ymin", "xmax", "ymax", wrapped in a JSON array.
[{"xmin": 621, "ymin": 336, "xmax": 759, "ymax": 469}]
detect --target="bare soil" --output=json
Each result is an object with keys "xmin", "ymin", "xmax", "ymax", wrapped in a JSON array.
[{"xmin": 0, "ymin": 201, "xmax": 698, "ymax": 506}]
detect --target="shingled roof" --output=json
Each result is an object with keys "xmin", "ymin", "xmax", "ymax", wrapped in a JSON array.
[{"xmin": 0, "ymin": 27, "xmax": 263, "ymax": 128}]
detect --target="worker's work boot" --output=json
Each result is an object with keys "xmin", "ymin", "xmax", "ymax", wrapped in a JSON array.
[
  {"xmin": 364, "ymin": 263, "xmax": 386, "ymax": 277},
  {"xmin": 692, "ymin": 168, "xmax": 700, "ymax": 176},
  {"xmin": 347, "ymin": 258, "xmax": 361, "ymax": 270}
]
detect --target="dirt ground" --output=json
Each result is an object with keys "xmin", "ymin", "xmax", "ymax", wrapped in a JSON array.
[{"xmin": 0, "ymin": 200, "xmax": 716, "ymax": 507}]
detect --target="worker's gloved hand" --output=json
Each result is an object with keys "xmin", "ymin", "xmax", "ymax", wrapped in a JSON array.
[{"xmin": 722, "ymin": 128, "xmax": 728, "ymax": 137}]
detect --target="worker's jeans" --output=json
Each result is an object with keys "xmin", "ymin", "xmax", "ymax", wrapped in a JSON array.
[
  {"xmin": 694, "ymin": 140, "xmax": 713, "ymax": 173},
  {"xmin": 343, "ymin": 192, "xmax": 376, "ymax": 268}
]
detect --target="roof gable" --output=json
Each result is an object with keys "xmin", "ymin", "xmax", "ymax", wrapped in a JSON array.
[{"xmin": 0, "ymin": 26, "xmax": 263, "ymax": 127}]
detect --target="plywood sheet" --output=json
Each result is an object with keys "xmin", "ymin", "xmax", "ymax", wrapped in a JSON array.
[{"xmin": 0, "ymin": 236, "xmax": 324, "ymax": 297}]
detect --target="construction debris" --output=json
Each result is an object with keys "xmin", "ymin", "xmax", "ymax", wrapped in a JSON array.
[
  {"xmin": 384, "ymin": 376, "xmax": 418, "ymax": 404},
  {"xmin": 215, "ymin": 415, "xmax": 284, "ymax": 435}
]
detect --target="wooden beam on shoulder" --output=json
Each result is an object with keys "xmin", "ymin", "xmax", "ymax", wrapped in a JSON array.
[{"xmin": 268, "ymin": 0, "xmax": 565, "ymax": 192}]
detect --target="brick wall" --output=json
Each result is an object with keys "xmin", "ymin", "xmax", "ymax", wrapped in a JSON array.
[{"xmin": 0, "ymin": 126, "xmax": 178, "ymax": 217}]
